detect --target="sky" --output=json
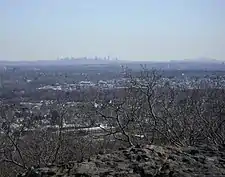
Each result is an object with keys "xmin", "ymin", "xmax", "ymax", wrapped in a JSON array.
[{"xmin": 0, "ymin": 0, "xmax": 225, "ymax": 61}]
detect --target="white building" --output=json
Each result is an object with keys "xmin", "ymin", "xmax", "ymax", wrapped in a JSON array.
[{"xmin": 79, "ymin": 81, "xmax": 95, "ymax": 88}]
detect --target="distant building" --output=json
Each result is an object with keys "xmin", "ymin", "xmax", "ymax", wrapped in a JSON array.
[
  {"xmin": 79, "ymin": 81, "xmax": 94, "ymax": 88},
  {"xmin": 98, "ymin": 80, "xmax": 108, "ymax": 88}
]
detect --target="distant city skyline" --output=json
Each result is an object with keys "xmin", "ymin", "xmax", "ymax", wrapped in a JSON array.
[{"xmin": 0, "ymin": 0, "xmax": 225, "ymax": 61}]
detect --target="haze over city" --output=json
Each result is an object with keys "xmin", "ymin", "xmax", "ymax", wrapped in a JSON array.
[
  {"xmin": 2, "ymin": 1, "xmax": 225, "ymax": 177},
  {"xmin": 0, "ymin": 0, "xmax": 225, "ymax": 61}
]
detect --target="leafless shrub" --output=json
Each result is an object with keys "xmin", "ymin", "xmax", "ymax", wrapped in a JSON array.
[
  {"xmin": 93, "ymin": 68, "xmax": 225, "ymax": 147},
  {"xmin": 1, "ymin": 68, "xmax": 225, "ymax": 177}
]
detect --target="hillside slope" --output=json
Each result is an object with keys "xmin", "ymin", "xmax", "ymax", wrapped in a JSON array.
[{"xmin": 18, "ymin": 144, "xmax": 225, "ymax": 177}]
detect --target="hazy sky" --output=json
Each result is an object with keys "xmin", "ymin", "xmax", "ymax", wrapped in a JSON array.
[{"xmin": 0, "ymin": 0, "xmax": 225, "ymax": 61}]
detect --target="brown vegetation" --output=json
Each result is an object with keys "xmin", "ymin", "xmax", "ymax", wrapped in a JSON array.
[{"xmin": 0, "ymin": 69, "xmax": 225, "ymax": 176}]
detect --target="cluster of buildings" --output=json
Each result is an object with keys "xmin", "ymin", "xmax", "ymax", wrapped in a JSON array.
[
  {"xmin": 161, "ymin": 76, "xmax": 225, "ymax": 89},
  {"xmin": 38, "ymin": 78, "xmax": 129, "ymax": 91},
  {"xmin": 37, "ymin": 75, "xmax": 225, "ymax": 92}
]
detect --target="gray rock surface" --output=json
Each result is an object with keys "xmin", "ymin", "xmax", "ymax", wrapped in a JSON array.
[{"xmin": 18, "ymin": 144, "xmax": 225, "ymax": 177}]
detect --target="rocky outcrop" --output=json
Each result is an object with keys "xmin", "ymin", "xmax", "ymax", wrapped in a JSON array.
[{"xmin": 18, "ymin": 144, "xmax": 225, "ymax": 177}]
